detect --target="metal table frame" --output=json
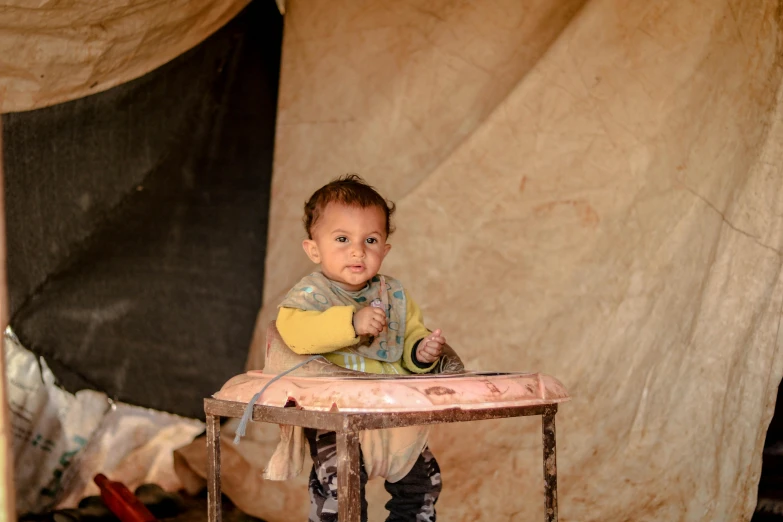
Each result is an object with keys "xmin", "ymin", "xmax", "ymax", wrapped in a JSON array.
[{"xmin": 204, "ymin": 397, "xmax": 559, "ymax": 522}]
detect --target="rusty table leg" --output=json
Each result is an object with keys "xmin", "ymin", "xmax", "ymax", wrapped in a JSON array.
[
  {"xmin": 542, "ymin": 409, "xmax": 558, "ymax": 522},
  {"xmin": 206, "ymin": 414, "xmax": 222, "ymax": 522},
  {"xmin": 336, "ymin": 430, "xmax": 361, "ymax": 522}
]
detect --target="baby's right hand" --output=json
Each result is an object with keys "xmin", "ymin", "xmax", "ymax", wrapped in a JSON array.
[{"xmin": 353, "ymin": 306, "xmax": 386, "ymax": 337}]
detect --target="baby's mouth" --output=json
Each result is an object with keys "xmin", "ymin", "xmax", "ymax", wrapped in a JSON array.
[{"xmin": 348, "ymin": 264, "xmax": 365, "ymax": 273}]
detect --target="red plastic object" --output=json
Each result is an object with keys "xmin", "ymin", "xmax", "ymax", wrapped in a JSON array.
[{"xmin": 93, "ymin": 474, "xmax": 157, "ymax": 522}]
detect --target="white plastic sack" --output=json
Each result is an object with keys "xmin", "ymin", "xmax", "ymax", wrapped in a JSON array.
[
  {"xmin": 57, "ymin": 402, "xmax": 203, "ymax": 509},
  {"xmin": 5, "ymin": 327, "xmax": 108, "ymax": 513},
  {"xmin": 5, "ymin": 327, "xmax": 203, "ymax": 512}
]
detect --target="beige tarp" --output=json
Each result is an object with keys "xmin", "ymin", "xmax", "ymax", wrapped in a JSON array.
[
  {"xmin": 181, "ymin": 0, "xmax": 783, "ymax": 520},
  {"xmin": 3, "ymin": 0, "xmax": 783, "ymax": 520},
  {"xmin": 0, "ymin": 0, "xmax": 252, "ymax": 113}
]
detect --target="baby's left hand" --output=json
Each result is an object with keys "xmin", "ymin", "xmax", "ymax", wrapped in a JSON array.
[{"xmin": 416, "ymin": 329, "xmax": 445, "ymax": 364}]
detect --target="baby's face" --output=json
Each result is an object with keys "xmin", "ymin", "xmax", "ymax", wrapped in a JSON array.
[{"xmin": 303, "ymin": 203, "xmax": 391, "ymax": 291}]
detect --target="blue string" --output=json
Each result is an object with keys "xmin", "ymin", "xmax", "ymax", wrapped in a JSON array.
[{"xmin": 233, "ymin": 355, "xmax": 323, "ymax": 445}]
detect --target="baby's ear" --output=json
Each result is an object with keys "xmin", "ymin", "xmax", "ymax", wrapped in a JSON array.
[
  {"xmin": 383, "ymin": 243, "xmax": 392, "ymax": 258},
  {"xmin": 302, "ymin": 239, "xmax": 321, "ymax": 264}
]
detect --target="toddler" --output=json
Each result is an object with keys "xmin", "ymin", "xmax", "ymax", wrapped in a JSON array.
[{"xmin": 276, "ymin": 174, "xmax": 445, "ymax": 522}]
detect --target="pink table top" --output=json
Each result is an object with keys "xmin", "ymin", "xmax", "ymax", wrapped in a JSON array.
[{"xmin": 214, "ymin": 371, "xmax": 570, "ymax": 413}]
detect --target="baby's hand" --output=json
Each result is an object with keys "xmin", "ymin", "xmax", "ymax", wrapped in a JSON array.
[
  {"xmin": 353, "ymin": 306, "xmax": 387, "ymax": 337},
  {"xmin": 416, "ymin": 329, "xmax": 445, "ymax": 364}
]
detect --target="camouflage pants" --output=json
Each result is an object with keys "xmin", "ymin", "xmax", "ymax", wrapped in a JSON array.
[{"xmin": 304, "ymin": 429, "xmax": 442, "ymax": 522}]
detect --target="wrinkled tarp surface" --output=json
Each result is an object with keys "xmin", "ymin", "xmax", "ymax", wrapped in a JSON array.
[
  {"xmin": 0, "ymin": 0, "xmax": 251, "ymax": 113},
  {"xmin": 174, "ymin": 1, "xmax": 783, "ymax": 520}
]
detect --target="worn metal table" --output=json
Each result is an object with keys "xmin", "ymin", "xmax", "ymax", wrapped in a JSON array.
[{"xmin": 204, "ymin": 393, "xmax": 561, "ymax": 522}]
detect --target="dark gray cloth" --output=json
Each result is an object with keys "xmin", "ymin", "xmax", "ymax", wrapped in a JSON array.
[{"xmin": 3, "ymin": 0, "xmax": 282, "ymax": 419}]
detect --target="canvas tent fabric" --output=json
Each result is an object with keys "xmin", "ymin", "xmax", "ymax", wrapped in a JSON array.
[
  {"xmin": 177, "ymin": 0, "xmax": 783, "ymax": 521},
  {"xmin": 0, "ymin": 0, "xmax": 253, "ymax": 113},
  {"xmin": 2, "ymin": 0, "xmax": 783, "ymax": 521}
]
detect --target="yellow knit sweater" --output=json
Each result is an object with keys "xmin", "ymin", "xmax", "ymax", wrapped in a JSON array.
[{"xmin": 276, "ymin": 292, "xmax": 436, "ymax": 374}]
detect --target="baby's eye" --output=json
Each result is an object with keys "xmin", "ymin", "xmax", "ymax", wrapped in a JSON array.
[
  {"xmin": 366, "ymin": 237, "xmax": 377, "ymax": 244},
  {"xmin": 336, "ymin": 236, "xmax": 348, "ymax": 243}
]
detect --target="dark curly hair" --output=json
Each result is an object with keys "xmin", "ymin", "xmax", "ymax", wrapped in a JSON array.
[{"xmin": 303, "ymin": 174, "xmax": 396, "ymax": 239}]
